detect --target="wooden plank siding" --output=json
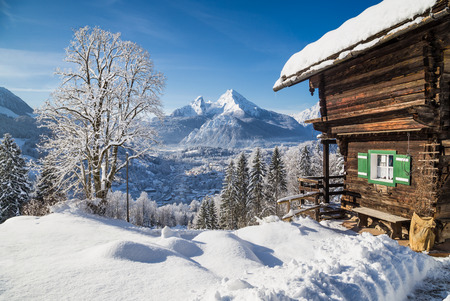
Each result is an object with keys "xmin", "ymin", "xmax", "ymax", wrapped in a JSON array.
[{"xmin": 342, "ymin": 139, "xmax": 435, "ymax": 219}]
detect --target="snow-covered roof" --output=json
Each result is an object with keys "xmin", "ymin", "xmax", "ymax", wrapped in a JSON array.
[{"xmin": 273, "ymin": 0, "xmax": 443, "ymax": 92}]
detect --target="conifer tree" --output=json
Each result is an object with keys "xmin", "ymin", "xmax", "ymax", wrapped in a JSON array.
[
  {"xmin": 235, "ymin": 152, "xmax": 249, "ymax": 228},
  {"xmin": 207, "ymin": 198, "xmax": 218, "ymax": 230},
  {"xmin": 195, "ymin": 198, "xmax": 209, "ymax": 229},
  {"xmin": 0, "ymin": 134, "xmax": 31, "ymax": 223},
  {"xmin": 299, "ymin": 145, "xmax": 312, "ymax": 177},
  {"xmin": 249, "ymin": 148, "xmax": 266, "ymax": 220},
  {"xmin": 219, "ymin": 160, "xmax": 236, "ymax": 229},
  {"xmin": 311, "ymin": 141, "xmax": 323, "ymax": 176},
  {"xmin": 265, "ymin": 146, "xmax": 287, "ymax": 217},
  {"xmin": 24, "ymin": 156, "xmax": 65, "ymax": 216}
]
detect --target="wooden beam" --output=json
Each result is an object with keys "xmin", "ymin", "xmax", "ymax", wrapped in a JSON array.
[
  {"xmin": 325, "ymin": 99, "xmax": 427, "ymax": 122},
  {"xmin": 337, "ymin": 128, "xmax": 423, "ymax": 136},
  {"xmin": 331, "ymin": 116, "xmax": 428, "ymax": 135}
]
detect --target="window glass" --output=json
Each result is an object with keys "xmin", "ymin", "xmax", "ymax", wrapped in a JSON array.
[{"xmin": 372, "ymin": 154, "xmax": 393, "ymax": 182}]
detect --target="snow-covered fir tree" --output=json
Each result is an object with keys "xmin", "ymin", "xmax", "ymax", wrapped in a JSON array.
[
  {"xmin": 311, "ymin": 141, "xmax": 323, "ymax": 176},
  {"xmin": 0, "ymin": 134, "xmax": 31, "ymax": 223},
  {"xmin": 24, "ymin": 156, "xmax": 65, "ymax": 216},
  {"xmin": 235, "ymin": 152, "xmax": 250, "ymax": 228},
  {"xmin": 299, "ymin": 145, "xmax": 312, "ymax": 177},
  {"xmin": 330, "ymin": 148, "xmax": 345, "ymax": 176},
  {"xmin": 219, "ymin": 160, "xmax": 237, "ymax": 229},
  {"xmin": 248, "ymin": 148, "xmax": 266, "ymax": 221},
  {"xmin": 285, "ymin": 145, "xmax": 306, "ymax": 195},
  {"xmin": 195, "ymin": 198, "xmax": 209, "ymax": 229},
  {"xmin": 207, "ymin": 198, "xmax": 218, "ymax": 230},
  {"xmin": 266, "ymin": 146, "xmax": 287, "ymax": 217}
]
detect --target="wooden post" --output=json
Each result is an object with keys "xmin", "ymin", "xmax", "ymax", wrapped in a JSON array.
[
  {"xmin": 314, "ymin": 194, "xmax": 320, "ymax": 221},
  {"xmin": 322, "ymin": 140, "xmax": 330, "ymax": 204}
]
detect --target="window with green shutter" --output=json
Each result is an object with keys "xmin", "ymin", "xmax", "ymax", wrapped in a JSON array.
[{"xmin": 357, "ymin": 150, "xmax": 411, "ymax": 186}]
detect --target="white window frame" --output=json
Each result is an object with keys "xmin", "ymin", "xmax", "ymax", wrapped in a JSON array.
[{"xmin": 370, "ymin": 153, "xmax": 394, "ymax": 183}]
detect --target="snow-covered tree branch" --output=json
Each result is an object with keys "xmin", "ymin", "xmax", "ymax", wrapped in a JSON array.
[{"xmin": 37, "ymin": 26, "xmax": 165, "ymax": 201}]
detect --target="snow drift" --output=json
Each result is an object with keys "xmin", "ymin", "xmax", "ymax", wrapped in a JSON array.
[{"xmin": 0, "ymin": 205, "xmax": 448, "ymax": 300}]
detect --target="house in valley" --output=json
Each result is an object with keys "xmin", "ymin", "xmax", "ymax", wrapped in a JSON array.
[{"xmin": 274, "ymin": 0, "xmax": 450, "ymax": 241}]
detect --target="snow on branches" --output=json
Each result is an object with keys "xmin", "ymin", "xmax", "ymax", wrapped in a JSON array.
[{"xmin": 37, "ymin": 26, "xmax": 165, "ymax": 201}]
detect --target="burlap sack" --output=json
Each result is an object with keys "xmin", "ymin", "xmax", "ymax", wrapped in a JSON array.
[{"xmin": 409, "ymin": 212, "xmax": 436, "ymax": 252}]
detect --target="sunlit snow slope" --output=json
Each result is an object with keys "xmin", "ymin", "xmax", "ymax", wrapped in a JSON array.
[{"xmin": 0, "ymin": 202, "xmax": 447, "ymax": 300}]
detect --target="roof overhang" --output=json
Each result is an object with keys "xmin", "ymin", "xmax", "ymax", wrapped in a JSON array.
[{"xmin": 273, "ymin": 3, "xmax": 449, "ymax": 92}]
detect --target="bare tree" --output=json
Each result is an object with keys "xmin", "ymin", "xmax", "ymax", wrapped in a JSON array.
[{"xmin": 37, "ymin": 26, "xmax": 165, "ymax": 202}]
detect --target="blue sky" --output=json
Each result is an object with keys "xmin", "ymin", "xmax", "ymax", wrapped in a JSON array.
[{"xmin": 0, "ymin": 0, "xmax": 381, "ymax": 114}]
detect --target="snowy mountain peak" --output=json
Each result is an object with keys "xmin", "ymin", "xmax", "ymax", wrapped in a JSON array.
[
  {"xmin": 216, "ymin": 89, "xmax": 260, "ymax": 117},
  {"xmin": 191, "ymin": 96, "xmax": 207, "ymax": 115},
  {"xmin": 171, "ymin": 96, "xmax": 208, "ymax": 117},
  {"xmin": 292, "ymin": 101, "xmax": 320, "ymax": 126}
]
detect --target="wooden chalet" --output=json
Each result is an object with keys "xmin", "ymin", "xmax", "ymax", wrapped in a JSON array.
[{"xmin": 274, "ymin": 0, "xmax": 450, "ymax": 241}]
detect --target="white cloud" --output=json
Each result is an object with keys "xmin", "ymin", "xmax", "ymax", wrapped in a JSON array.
[
  {"xmin": 0, "ymin": 48, "xmax": 64, "ymax": 79},
  {"xmin": 8, "ymin": 87, "xmax": 54, "ymax": 93}
]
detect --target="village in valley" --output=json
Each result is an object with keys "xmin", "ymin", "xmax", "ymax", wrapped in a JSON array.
[{"xmin": 1, "ymin": 0, "xmax": 450, "ymax": 300}]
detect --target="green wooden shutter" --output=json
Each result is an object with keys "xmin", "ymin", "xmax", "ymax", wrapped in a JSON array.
[
  {"xmin": 357, "ymin": 153, "xmax": 368, "ymax": 178},
  {"xmin": 394, "ymin": 154, "xmax": 411, "ymax": 185}
]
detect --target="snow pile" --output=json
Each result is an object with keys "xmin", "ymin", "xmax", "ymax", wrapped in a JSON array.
[
  {"xmin": 1, "ymin": 209, "xmax": 448, "ymax": 300},
  {"xmin": 274, "ymin": 0, "xmax": 437, "ymax": 91}
]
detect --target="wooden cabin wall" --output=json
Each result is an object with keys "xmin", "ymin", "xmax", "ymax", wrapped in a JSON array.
[
  {"xmin": 322, "ymin": 33, "xmax": 427, "ymax": 118},
  {"xmin": 342, "ymin": 137, "xmax": 437, "ymax": 219}
]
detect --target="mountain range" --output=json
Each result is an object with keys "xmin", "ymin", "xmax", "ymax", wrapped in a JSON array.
[
  {"xmin": 152, "ymin": 89, "xmax": 318, "ymax": 148},
  {"xmin": 0, "ymin": 87, "xmax": 320, "ymax": 154}
]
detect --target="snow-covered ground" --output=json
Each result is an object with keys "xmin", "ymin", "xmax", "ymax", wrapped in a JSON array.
[{"xmin": 1, "ymin": 201, "xmax": 449, "ymax": 300}]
